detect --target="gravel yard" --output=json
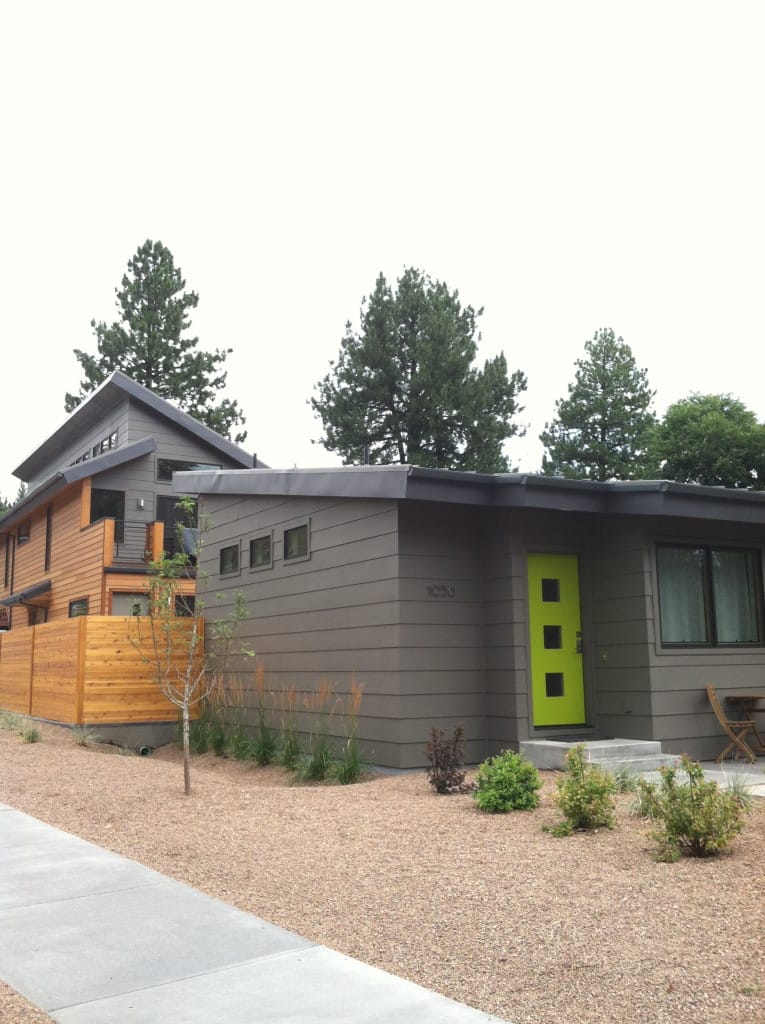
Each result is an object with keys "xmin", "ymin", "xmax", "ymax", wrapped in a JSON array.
[{"xmin": 1, "ymin": 722, "xmax": 764, "ymax": 1024}]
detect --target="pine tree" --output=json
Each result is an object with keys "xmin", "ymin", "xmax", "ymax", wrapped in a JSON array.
[
  {"xmin": 65, "ymin": 240, "xmax": 246, "ymax": 442},
  {"xmin": 311, "ymin": 268, "xmax": 527, "ymax": 471},
  {"xmin": 540, "ymin": 328, "xmax": 656, "ymax": 481}
]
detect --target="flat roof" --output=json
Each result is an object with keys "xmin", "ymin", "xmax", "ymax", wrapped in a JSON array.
[{"xmin": 173, "ymin": 465, "xmax": 765, "ymax": 525}]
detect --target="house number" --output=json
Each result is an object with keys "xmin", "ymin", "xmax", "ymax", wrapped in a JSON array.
[{"xmin": 427, "ymin": 584, "xmax": 456, "ymax": 598}]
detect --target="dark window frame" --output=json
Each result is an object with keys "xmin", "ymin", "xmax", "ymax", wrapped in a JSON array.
[
  {"xmin": 219, "ymin": 543, "xmax": 241, "ymax": 577},
  {"xmin": 69, "ymin": 598, "xmax": 89, "ymax": 618},
  {"xmin": 283, "ymin": 521, "xmax": 310, "ymax": 563},
  {"xmin": 17, "ymin": 520, "xmax": 31, "ymax": 545},
  {"xmin": 44, "ymin": 506, "xmax": 52, "ymax": 571},
  {"xmin": 656, "ymin": 543, "xmax": 764, "ymax": 648},
  {"xmin": 249, "ymin": 534, "xmax": 273, "ymax": 571}
]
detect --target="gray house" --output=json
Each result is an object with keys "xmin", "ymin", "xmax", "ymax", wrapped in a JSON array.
[{"xmin": 176, "ymin": 464, "xmax": 765, "ymax": 768}]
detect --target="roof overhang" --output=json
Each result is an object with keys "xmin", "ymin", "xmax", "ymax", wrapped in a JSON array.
[
  {"xmin": 0, "ymin": 437, "xmax": 158, "ymax": 531},
  {"xmin": 13, "ymin": 369, "xmax": 257, "ymax": 482},
  {"xmin": 173, "ymin": 465, "xmax": 765, "ymax": 526},
  {"xmin": 0, "ymin": 579, "xmax": 52, "ymax": 607}
]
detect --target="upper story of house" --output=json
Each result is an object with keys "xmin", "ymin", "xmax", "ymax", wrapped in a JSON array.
[{"xmin": 0, "ymin": 371, "xmax": 260, "ymax": 629}]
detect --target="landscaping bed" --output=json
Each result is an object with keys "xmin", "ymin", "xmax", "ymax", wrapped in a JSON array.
[{"xmin": 1, "ymin": 722, "xmax": 763, "ymax": 1024}]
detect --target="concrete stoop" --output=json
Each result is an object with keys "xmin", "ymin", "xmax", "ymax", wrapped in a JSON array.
[{"xmin": 520, "ymin": 738, "xmax": 678, "ymax": 775}]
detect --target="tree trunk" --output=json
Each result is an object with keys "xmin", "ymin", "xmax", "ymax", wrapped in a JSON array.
[{"xmin": 183, "ymin": 703, "xmax": 191, "ymax": 796}]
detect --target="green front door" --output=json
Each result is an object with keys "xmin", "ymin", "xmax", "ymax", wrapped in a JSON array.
[{"xmin": 528, "ymin": 553, "xmax": 586, "ymax": 727}]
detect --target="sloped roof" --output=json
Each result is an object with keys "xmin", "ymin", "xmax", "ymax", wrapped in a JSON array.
[
  {"xmin": 0, "ymin": 438, "xmax": 158, "ymax": 530},
  {"xmin": 13, "ymin": 370, "xmax": 257, "ymax": 482}
]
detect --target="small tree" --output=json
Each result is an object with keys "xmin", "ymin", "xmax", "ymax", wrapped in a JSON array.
[
  {"xmin": 136, "ymin": 498, "xmax": 251, "ymax": 794},
  {"xmin": 540, "ymin": 328, "xmax": 656, "ymax": 481}
]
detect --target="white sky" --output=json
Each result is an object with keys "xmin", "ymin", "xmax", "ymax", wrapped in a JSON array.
[{"xmin": 2, "ymin": 1, "xmax": 764, "ymax": 500}]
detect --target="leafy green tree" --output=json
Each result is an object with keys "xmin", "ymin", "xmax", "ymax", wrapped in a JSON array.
[
  {"xmin": 65, "ymin": 240, "xmax": 246, "ymax": 443},
  {"xmin": 540, "ymin": 328, "xmax": 656, "ymax": 481},
  {"xmin": 311, "ymin": 268, "xmax": 527, "ymax": 472},
  {"xmin": 648, "ymin": 393, "xmax": 765, "ymax": 488}
]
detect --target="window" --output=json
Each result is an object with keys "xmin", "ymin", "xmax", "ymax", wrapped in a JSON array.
[
  {"xmin": 69, "ymin": 598, "xmax": 89, "ymax": 618},
  {"xmin": 91, "ymin": 488, "xmax": 125, "ymax": 543},
  {"xmin": 250, "ymin": 535, "xmax": 272, "ymax": 570},
  {"xmin": 17, "ymin": 520, "xmax": 31, "ymax": 545},
  {"xmin": 219, "ymin": 544, "xmax": 240, "ymax": 576},
  {"xmin": 284, "ymin": 523, "xmax": 309, "ymax": 561},
  {"xmin": 44, "ymin": 506, "xmax": 52, "ymax": 571},
  {"xmin": 157, "ymin": 458, "xmax": 221, "ymax": 482},
  {"xmin": 175, "ymin": 594, "xmax": 196, "ymax": 617},
  {"xmin": 656, "ymin": 545, "xmax": 763, "ymax": 647}
]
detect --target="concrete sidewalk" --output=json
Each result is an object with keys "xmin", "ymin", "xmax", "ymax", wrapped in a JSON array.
[{"xmin": 0, "ymin": 804, "xmax": 511, "ymax": 1024}]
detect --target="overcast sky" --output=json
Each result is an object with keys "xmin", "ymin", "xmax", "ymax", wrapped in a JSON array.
[{"xmin": 2, "ymin": 1, "xmax": 764, "ymax": 500}]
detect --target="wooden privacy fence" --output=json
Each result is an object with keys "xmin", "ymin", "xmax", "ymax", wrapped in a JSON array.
[{"xmin": 0, "ymin": 616, "xmax": 203, "ymax": 725}]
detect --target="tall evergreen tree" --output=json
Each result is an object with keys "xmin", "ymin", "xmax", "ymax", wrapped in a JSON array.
[
  {"xmin": 311, "ymin": 268, "xmax": 527, "ymax": 472},
  {"xmin": 540, "ymin": 328, "xmax": 656, "ymax": 481},
  {"xmin": 648, "ymin": 393, "xmax": 765, "ymax": 488},
  {"xmin": 65, "ymin": 240, "xmax": 246, "ymax": 442}
]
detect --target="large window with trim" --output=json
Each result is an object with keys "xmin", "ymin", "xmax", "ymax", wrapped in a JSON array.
[{"xmin": 656, "ymin": 544, "xmax": 763, "ymax": 647}]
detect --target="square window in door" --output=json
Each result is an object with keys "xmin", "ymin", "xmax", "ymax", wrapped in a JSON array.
[
  {"xmin": 545, "ymin": 672, "xmax": 564, "ymax": 698},
  {"xmin": 541, "ymin": 578, "xmax": 560, "ymax": 602},
  {"xmin": 543, "ymin": 625, "xmax": 562, "ymax": 649}
]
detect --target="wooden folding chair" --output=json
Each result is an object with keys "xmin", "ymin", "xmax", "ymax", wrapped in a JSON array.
[{"xmin": 706, "ymin": 685, "xmax": 765, "ymax": 763}]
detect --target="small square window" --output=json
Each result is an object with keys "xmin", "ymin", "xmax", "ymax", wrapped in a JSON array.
[
  {"xmin": 17, "ymin": 520, "xmax": 31, "ymax": 545},
  {"xmin": 545, "ymin": 672, "xmax": 564, "ymax": 698},
  {"xmin": 219, "ymin": 544, "xmax": 240, "ymax": 576},
  {"xmin": 284, "ymin": 524, "xmax": 309, "ymax": 561},
  {"xmin": 69, "ymin": 598, "xmax": 89, "ymax": 618},
  {"xmin": 541, "ymin": 578, "xmax": 560, "ymax": 602},
  {"xmin": 250, "ymin": 535, "xmax": 272, "ymax": 569},
  {"xmin": 543, "ymin": 625, "xmax": 562, "ymax": 649}
]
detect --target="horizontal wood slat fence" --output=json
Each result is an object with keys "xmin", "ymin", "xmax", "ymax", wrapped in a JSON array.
[{"xmin": 0, "ymin": 617, "xmax": 203, "ymax": 725}]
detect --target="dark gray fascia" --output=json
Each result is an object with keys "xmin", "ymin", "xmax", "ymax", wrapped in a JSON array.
[
  {"xmin": 0, "ymin": 579, "xmax": 52, "ymax": 607},
  {"xmin": 172, "ymin": 465, "xmax": 765, "ymax": 526}
]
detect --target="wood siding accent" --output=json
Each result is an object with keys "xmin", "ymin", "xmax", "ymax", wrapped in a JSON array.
[
  {"xmin": 0, "ymin": 628, "xmax": 34, "ymax": 713},
  {"xmin": 0, "ymin": 616, "xmax": 198, "ymax": 725}
]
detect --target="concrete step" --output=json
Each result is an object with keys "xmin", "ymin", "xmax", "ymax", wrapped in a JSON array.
[{"xmin": 520, "ymin": 738, "xmax": 676, "ymax": 774}]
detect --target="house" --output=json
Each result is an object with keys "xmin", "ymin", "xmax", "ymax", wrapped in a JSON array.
[
  {"xmin": 0, "ymin": 370, "xmax": 258, "ymax": 629},
  {"xmin": 174, "ymin": 464, "xmax": 765, "ymax": 768}
]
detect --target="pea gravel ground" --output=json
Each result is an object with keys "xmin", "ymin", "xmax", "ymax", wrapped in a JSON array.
[{"xmin": 1, "ymin": 723, "xmax": 764, "ymax": 1024}]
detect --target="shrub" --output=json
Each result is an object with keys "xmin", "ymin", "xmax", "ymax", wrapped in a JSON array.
[
  {"xmin": 71, "ymin": 725, "xmax": 101, "ymax": 748},
  {"xmin": 636, "ymin": 755, "xmax": 749, "ymax": 862},
  {"xmin": 20, "ymin": 725, "xmax": 40, "ymax": 744},
  {"xmin": 188, "ymin": 718, "xmax": 211, "ymax": 754},
  {"xmin": 474, "ymin": 750, "xmax": 541, "ymax": 813},
  {"xmin": 252, "ymin": 728, "xmax": 278, "ymax": 766},
  {"xmin": 300, "ymin": 736, "xmax": 333, "ymax": 781},
  {"xmin": 425, "ymin": 725, "xmax": 468, "ymax": 794},
  {"xmin": 335, "ymin": 675, "xmax": 365, "ymax": 785},
  {"xmin": 0, "ymin": 710, "xmax": 22, "ymax": 731},
  {"xmin": 548, "ymin": 744, "xmax": 616, "ymax": 835},
  {"xmin": 335, "ymin": 736, "xmax": 365, "ymax": 785}
]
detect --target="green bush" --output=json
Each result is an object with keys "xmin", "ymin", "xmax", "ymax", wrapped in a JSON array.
[
  {"xmin": 549, "ymin": 744, "xmax": 616, "ymax": 834},
  {"xmin": 425, "ymin": 725, "xmax": 468, "ymax": 794},
  {"xmin": 474, "ymin": 750, "xmax": 541, "ymax": 813},
  {"xmin": 636, "ymin": 755, "xmax": 749, "ymax": 862},
  {"xmin": 299, "ymin": 736, "xmax": 333, "ymax": 781}
]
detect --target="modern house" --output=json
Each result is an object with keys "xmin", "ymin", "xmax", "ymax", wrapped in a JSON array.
[
  {"xmin": 0, "ymin": 370, "xmax": 258, "ymax": 630},
  {"xmin": 174, "ymin": 464, "xmax": 765, "ymax": 768}
]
